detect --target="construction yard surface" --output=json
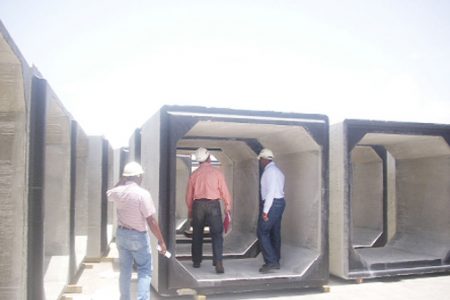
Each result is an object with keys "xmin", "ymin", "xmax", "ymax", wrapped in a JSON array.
[{"xmin": 61, "ymin": 243, "xmax": 450, "ymax": 300}]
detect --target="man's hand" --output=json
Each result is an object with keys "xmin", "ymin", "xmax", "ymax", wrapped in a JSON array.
[
  {"xmin": 157, "ymin": 241, "xmax": 167, "ymax": 255},
  {"xmin": 262, "ymin": 212, "xmax": 269, "ymax": 222}
]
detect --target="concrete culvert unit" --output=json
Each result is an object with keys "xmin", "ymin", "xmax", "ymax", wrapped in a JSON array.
[
  {"xmin": 137, "ymin": 106, "xmax": 329, "ymax": 295},
  {"xmin": 330, "ymin": 119, "xmax": 450, "ymax": 279},
  {"xmin": 0, "ymin": 22, "xmax": 32, "ymax": 300}
]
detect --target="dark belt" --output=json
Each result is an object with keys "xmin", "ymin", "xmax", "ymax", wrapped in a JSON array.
[
  {"xmin": 261, "ymin": 197, "xmax": 285, "ymax": 202},
  {"xmin": 194, "ymin": 198, "xmax": 219, "ymax": 202},
  {"xmin": 118, "ymin": 225, "xmax": 145, "ymax": 233}
]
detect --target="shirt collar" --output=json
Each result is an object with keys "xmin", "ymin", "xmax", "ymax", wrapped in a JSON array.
[
  {"xmin": 264, "ymin": 161, "xmax": 275, "ymax": 170},
  {"xmin": 199, "ymin": 161, "xmax": 211, "ymax": 168},
  {"xmin": 124, "ymin": 181, "xmax": 138, "ymax": 186}
]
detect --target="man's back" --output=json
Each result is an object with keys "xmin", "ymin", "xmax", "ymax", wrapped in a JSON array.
[{"xmin": 108, "ymin": 181, "xmax": 155, "ymax": 232}]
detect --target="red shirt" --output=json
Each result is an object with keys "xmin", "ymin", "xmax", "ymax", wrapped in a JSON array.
[{"xmin": 185, "ymin": 162, "xmax": 232, "ymax": 213}]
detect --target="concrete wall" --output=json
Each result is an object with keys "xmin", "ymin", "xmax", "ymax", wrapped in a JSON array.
[
  {"xmin": 175, "ymin": 156, "xmax": 190, "ymax": 226},
  {"xmin": 0, "ymin": 22, "xmax": 31, "ymax": 300},
  {"xmin": 350, "ymin": 146, "xmax": 383, "ymax": 247},
  {"xmin": 74, "ymin": 124, "xmax": 89, "ymax": 269},
  {"xmin": 43, "ymin": 82, "xmax": 73, "ymax": 300},
  {"xmin": 140, "ymin": 109, "xmax": 162, "ymax": 289},
  {"xmin": 106, "ymin": 143, "xmax": 115, "ymax": 244},
  {"xmin": 86, "ymin": 136, "xmax": 106, "ymax": 258},
  {"xmin": 329, "ymin": 122, "xmax": 348, "ymax": 277}
]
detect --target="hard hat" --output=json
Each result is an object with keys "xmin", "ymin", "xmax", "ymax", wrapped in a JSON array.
[
  {"xmin": 257, "ymin": 148, "xmax": 274, "ymax": 160},
  {"xmin": 122, "ymin": 161, "xmax": 144, "ymax": 177},
  {"xmin": 195, "ymin": 147, "xmax": 210, "ymax": 162}
]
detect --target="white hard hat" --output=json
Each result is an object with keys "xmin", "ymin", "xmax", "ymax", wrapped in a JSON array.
[
  {"xmin": 257, "ymin": 148, "xmax": 274, "ymax": 160},
  {"xmin": 195, "ymin": 147, "xmax": 210, "ymax": 162},
  {"xmin": 122, "ymin": 161, "xmax": 144, "ymax": 177}
]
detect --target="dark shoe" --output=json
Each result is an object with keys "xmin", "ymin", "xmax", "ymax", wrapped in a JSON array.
[
  {"xmin": 259, "ymin": 263, "xmax": 280, "ymax": 273},
  {"xmin": 193, "ymin": 262, "xmax": 201, "ymax": 268},
  {"xmin": 212, "ymin": 260, "xmax": 216, "ymax": 267},
  {"xmin": 215, "ymin": 261, "xmax": 224, "ymax": 274}
]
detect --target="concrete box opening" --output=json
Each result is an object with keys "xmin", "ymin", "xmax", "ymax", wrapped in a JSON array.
[
  {"xmin": 139, "ymin": 106, "xmax": 329, "ymax": 295},
  {"xmin": 330, "ymin": 120, "xmax": 450, "ymax": 279}
]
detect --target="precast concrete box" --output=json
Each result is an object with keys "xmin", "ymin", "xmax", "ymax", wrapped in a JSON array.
[
  {"xmin": 330, "ymin": 119, "xmax": 450, "ymax": 279},
  {"xmin": 0, "ymin": 22, "xmax": 32, "ymax": 300},
  {"xmin": 138, "ymin": 105, "xmax": 329, "ymax": 295}
]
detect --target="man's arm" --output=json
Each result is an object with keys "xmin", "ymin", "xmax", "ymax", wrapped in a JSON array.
[
  {"xmin": 219, "ymin": 172, "xmax": 232, "ymax": 214},
  {"xmin": 146, "ymin": 215, "xmax": 167, "ymax": 255}
]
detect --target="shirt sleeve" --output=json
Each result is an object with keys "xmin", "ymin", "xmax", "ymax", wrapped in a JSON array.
[
  {"xmin": 262, "ymin": 169, "xmax": 276, "ymax": 214},
  {"xmin": 140, "ymin": 190, "xmax": 156, "ymax": 218},
  {"xmin": 106, "ymin": 188, "xmax": 117, "ymax": 202}
]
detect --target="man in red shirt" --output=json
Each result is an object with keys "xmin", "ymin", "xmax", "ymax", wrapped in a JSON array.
[{"xmin": 186, "ymin": 147, "xmax": 232, "ymax": 274}]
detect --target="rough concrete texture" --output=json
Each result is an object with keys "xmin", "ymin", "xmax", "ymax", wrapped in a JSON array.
[
  {"xmin": 351, "ymin": 146, "xmax": 383, "ymax": 248},
  {"xmin": 0, "ymin": 23, "xmax": 30, "ymax": 300},
  {"xmin": 86, "ymin": 136, "xmax": 107, "ymax": 259},
  {"xmin": 74, "ymin": 125, "xmax": 89, "ymax": 269},
  {"xmin": 43, "ymin": 85, "xmax": 73, "ymax": 300}
]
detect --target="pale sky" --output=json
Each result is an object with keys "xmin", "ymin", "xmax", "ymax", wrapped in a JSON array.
[{"xmin": 1, "ymin": 0, "xmax": 450, "ymax": 148}]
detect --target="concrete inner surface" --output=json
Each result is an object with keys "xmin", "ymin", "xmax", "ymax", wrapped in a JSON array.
[
  {"xmin": 350, "ymin": 146, "xmax": 383, "ymax": 248},
  {"xmin": 43, "ymin": 86, "xmax": 73, "ymax": 300},
  {"xmin": 350, "ymin": 133, "xmax": 450, "ymax": 275},
  {"xmin": 168, "ymin": 118, "xmax": 326, "ymax": 292}
]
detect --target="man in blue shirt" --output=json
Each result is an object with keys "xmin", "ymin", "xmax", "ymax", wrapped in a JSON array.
[{"xmin": 257, "ymin": 148, "xmax": 286, "ymax": 273}]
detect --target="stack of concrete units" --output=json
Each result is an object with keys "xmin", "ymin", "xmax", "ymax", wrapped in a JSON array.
[
  {"xmin": 0, "ymin": 22, "xmax": 32, "ymax": 300},
  {"xmin": 330, "ymin": 119, "xmax": 450, "ymax": 279},
  {"xmin": 0, "ymin": 22, "xmax": 119, "ymax": 300},
  {"xmin": 136, "ymin": 105, "xmax": 329, "ymax": 296}
]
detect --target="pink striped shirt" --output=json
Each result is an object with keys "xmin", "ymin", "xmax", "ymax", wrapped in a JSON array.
[{"xmin": 107, "ymin": 181, "xmax": 156, "ymax": 232}]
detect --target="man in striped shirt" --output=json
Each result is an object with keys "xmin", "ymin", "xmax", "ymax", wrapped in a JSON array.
[
  {"xmin": 108, "ymin": 161, "xmax": 167, "ymax": 300},
  {"xmin": 186, "ymin": 147, "xmax": 232, "ymax": 274}
]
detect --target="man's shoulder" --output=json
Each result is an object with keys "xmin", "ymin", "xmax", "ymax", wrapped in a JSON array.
[{"xmin": 267, "ymin": 163, "xmax": 284, "ymax": 174}]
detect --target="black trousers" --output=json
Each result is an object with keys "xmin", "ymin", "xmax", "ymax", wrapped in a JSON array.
[{"xmin": 191, "ymin": 199, "xmax": 223, "ymax": 264}]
